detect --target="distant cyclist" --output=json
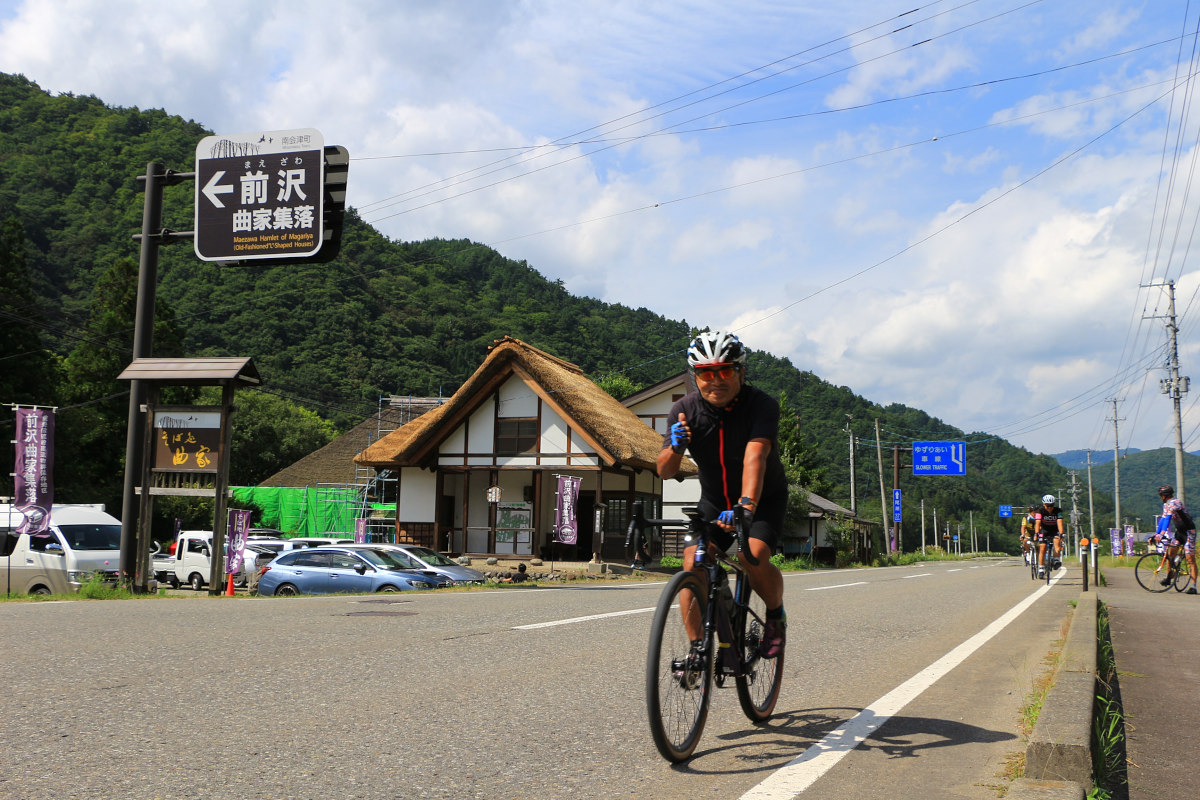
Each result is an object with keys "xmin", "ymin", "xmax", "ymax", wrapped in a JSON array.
[
  {"xmin": 1155, "ymin": 485, "xmax": 1198, "ymax": 595},
  {"xmin": 656, "ymin": 330, "xmax": 788, "ymax": 658},
  {"xmin": 1031, "ymin": 494, "xmax": 1063, "ymax": 577},
  {"xmin": 1019, "ymin": 505, "xmax": 1037, "ymax": 565}
]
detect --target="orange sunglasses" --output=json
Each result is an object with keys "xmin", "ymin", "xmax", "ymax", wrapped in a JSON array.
[{"xmin": 694, "ymin": 364, "xmax": 739, "ymax": 382}]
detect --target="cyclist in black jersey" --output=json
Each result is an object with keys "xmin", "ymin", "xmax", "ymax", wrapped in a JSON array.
[
  {"xmin": 656, "ymin": 330, "xmax": 787, "ymax": 658},
  {"xmin": 1032, "ymin": 494, "xmax": 1063, "ymax": 577}
]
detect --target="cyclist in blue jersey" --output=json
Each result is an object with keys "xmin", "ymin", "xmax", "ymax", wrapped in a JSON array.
[
  {"xmin": 656, "ymin": 330, "xmax": 787, "ymax": 658},
  {"xmin": 1156, "ymin": 485, "xmax": 1198, "ymax": 594}
]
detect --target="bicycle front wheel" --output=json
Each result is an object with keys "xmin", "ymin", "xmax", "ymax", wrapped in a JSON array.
[
  {"xmin": 1134, "ymin": 552, "xmax": 1173, "ymax": 592},
  {"xmin": 1173, "ymin": 561, "xmax": 1193, "ymax": 592},
  {"xmin": 646, "ymin": 570, "xmax": 713, "ymax": 762},
  {"xmin": 734, "ymin": 589, "xmax": 783, "ymax": 723}
]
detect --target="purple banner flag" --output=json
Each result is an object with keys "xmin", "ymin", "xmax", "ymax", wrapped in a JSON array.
[
  {"xmin": 14, "ymin": 408, "xmax": 54, "ymax": 534},
  {"xmin": 554, "ymin": 475, "xmax": 581, "ymax": 544},
  {"xmin": 225, "ymin": 509, "xmax": 252, "ymax": 575}
]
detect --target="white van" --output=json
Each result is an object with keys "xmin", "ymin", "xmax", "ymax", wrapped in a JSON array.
[{"xmin": 0, "ymin": 504, "xmax": 123, "ymax": 595}]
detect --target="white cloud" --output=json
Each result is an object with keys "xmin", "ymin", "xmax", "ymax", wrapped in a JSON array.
[{"xmin": 0, "ymin": 0, "xmax": 1194, "ymax": 455}]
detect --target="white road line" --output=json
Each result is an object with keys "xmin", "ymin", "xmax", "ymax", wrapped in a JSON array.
[
  {"xmin": 739, "ymin": 571, "xmax": 1065, "ymax": 799},
  {"xmin": 902, "ymin": 573, "xmax": 932, "ymax": 579},
  {"xmin": 947, "ymin": 568, "xmax": 963, "ymax": 573},
  {"xmin": 804, "ymin": 582, "xmax": 867, "ymax": 591},
  {"xmin": 512, "ymin": 607, "xmax": 656, "ymax": 629}
]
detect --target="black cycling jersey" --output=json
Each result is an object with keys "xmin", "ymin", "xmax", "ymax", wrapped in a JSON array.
[
  {"xmin": 1033, "ymin": 506, "xmax": 1062, "ymax": 539},
  {"xmin": 663, "ymin": 384, "xmax": 788, "ymax": 549}
]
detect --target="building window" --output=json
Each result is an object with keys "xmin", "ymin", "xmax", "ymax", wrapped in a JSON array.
[{"xmin": 497, "ymin": 418, "xmax": 538, "ymax": 454}]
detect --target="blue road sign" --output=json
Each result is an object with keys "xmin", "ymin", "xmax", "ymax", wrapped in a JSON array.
[
  {"xmin": 912, "ymin": 441, "xmax": 966, "ymax": 475},
  {"xmin": 999, "ymin": 505, "xmax": 1013, "ymax": 518},
  {"xmin": 893, "ymin": 489, "xmax": 902, "ymax": 522}
]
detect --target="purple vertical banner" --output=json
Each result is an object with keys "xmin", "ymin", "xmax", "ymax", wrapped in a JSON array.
[
  {"xmin": 14, "ymin": 408, "xmax": 54, "ymax": 534},
  {"xmin": 354, "ymin": 518, "xmax": 367, "ymax": 544},
  {"xmin": 554, "ymin": 475, "xmax": 581, "ymax": 544},
  {"xmin": 1109, "ymin": 528, "xmax": 1122, "ymax": 557},
  {"xmin": 225, "ymin": 509, "xmax": 251, "ymax": 575}
]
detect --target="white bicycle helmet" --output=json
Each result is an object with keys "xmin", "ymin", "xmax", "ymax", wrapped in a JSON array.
[
  {"xmin": 1042, "ymin": 494, "xmax": 1055, "ymax": 504},
  {"xmin": 686, "ymin": 330, "xmax": 747, "ymax": 368}
]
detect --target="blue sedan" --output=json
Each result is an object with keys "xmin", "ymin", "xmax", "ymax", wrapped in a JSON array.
[{"xmin": 257, "ymin": 547, "xmax": 447, "ymax": 596}]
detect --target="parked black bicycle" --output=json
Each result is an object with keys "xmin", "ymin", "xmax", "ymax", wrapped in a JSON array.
[{"xmin": 635, "ymin": 504, "xmax": 784, "ymax": 762}]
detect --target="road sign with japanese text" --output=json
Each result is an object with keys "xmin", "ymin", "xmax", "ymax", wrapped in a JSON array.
[
  {"xmin": 912, "ymin": 441, "xmax": 966, "ymax": 475},
  {"xmin": 194, "ymin": 128, "xmax": 324, "ymax": 261},
  {"xmin": 999, "ymin": 505, "xmax": 1012, "ymax": 518},
  {"xmin": 893, "ymin": 489, "xmax": 902, "ymax": 522}
]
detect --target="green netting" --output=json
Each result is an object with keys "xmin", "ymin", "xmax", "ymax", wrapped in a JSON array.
[{"xmin": 232, "ymin": 487, "xmax": 364, "ymax": 536}]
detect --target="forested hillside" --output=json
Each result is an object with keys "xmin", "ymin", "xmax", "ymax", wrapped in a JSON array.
[{"xmin": 0, "ymin": 71, "xmax": 1109, "ymax": 551}]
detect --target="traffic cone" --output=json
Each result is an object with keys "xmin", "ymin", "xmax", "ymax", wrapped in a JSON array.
[{"xmin": 225, "ymin": 573, "xmax": 235, "ymax": 596}]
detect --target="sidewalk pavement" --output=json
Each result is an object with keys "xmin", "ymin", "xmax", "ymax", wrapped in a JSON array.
[{"xmin": 1100, "ymin": 565, "xmax": 1200, "ymax": 799}]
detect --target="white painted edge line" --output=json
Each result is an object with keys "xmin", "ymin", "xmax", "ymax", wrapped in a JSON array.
[
  {"xmin": 739, "ymin": 570, "xmax": 1065, "ymax": 800},
  {"xmin": 804, "ymin": 582, "xmax": 868, "ymax": 592},
  {"xmin": 513, "ymin": 607, "xmax": 656, "ymax": 630},
  {"xmin": 902, "ymin": 573, "xmax": 932, "ymax": 579}
]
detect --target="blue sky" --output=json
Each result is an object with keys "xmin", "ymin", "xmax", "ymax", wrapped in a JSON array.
[{"xmin": 3, "ymin": 0, "xmax": 1199, "ymax": 457}]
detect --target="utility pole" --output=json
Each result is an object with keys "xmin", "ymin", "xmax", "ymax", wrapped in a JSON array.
[
  {"xmin": 1144, "ymin": 280, "xmax": 1189, "ymax": 502},
  {"xmin": 845, "ymin": 415, "xmax": 857, "ymax": 513},
  {"xmin": 875, "ymin": 419, "xmax": 888, "ymax": 559},
  {"xmin": 1107, "ymin": 398, "xmax": 1123, "ymax": 530},
  {"xmin": 920, "ymin": 498, "xmax": 926, "ymax": 553},
  {"xmin": 1068, "ymin": 471, "xmax": 1082, "ymax": 558},
  {"xmin": 1086, "ymin": 450, "xmax": 1096, "ymax": 543}
]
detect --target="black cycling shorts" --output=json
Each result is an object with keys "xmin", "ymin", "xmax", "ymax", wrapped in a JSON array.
[{"xmin": 693, "ymin": 497, "xmax": 783, "ymax": 554}]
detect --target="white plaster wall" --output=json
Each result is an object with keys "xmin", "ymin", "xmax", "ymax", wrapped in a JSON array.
[
  {"xmin": 397, "ymin": 468, "xmax": 437, "ymax": 521},
  {"xmin": 497, "ymin": 375, "xmax": 538, "ymax": 417}
]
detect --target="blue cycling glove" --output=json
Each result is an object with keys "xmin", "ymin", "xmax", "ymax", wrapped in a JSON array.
[
  {"xmin": 718, "ymin": 509, "xmax": 736, "ymax": 526},
  {"xmin": 669, "ymin": 420, "xmax": 690, "ymax": 452}
]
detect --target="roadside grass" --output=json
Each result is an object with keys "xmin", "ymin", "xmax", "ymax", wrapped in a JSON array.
[
  {"xmin": 1090, "ymin": 601, "xmax": 1126, "ymax": 800},
  {"xmin": 0, "ymin": 573, "xmax": 153, "ymax": 602}
]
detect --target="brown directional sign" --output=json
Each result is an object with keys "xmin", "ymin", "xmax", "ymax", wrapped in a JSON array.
[{"xmin": 194, "ymin": 128, "xmax": 325, "ymax": 261}]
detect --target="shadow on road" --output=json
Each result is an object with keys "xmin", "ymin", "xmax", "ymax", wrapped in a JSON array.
[{"xmin": 676, "ymin": 706, "xmax": 1016, "ymax": 775}]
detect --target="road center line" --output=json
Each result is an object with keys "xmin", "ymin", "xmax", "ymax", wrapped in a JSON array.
[
  {"xmin": 804, "ymin": 581, "xmax": 867, "ymax": 591},
  {"xmin": 740, "ymin": 571, "xmax": 1064, "ymax": 799},
  {"xmin": 902, "ymin": 573, "xmax": 932, "ymax": 579},
  {"xmin": 513, "ymin": 607, "xmax": 656, "ymax": 629}
]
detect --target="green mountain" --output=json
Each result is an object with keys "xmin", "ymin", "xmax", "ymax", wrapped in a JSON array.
[{"xmin": 0, "ymin": 71, "xmax": 1107, "ymax": 551}]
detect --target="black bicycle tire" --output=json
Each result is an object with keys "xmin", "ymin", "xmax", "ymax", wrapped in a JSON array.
[
  {"xmin": 734, "ymin": 585, "xmax": 784, "ymax": 722},
  {"xmin": 1173, "ymin": 558, "xmax": 1193, "ymax": 592},
  {"xmin": 1029, "ymin": 545, "xmax": 1038, "ymax": 580},
  {"xmin": 1134, "ymin": 552, "xmax": 1173, "ymax": 592},
  {"xmin": 645, "ymin": 570, "xmax": 713, "ymax": 762},
  {"xmin": 1044, "ymin": 542, "xmax": 1052, "ymax": 585}
]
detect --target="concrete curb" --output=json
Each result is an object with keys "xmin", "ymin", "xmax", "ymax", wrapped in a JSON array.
[{"xmin": 1022, "ymin": 589, "xmax": 1097, "ymax": 796}]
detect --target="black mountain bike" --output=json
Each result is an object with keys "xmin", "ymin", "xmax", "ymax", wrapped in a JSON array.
[{"xmin": 640, "ymin": 505, "xmax": 784, "ymax": 762}]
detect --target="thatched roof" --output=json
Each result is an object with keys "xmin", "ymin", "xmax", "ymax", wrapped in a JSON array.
[
  {"xmin": 259, "ymin": 399, "xmax": 444, "ymax": 487},
  {"xmin": 356, "ymin": 336, "xmax": 696, "ymax": 475}
]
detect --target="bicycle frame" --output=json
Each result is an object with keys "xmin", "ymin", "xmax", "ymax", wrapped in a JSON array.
[{"xmin": 688, "ymin": 514, "xmax": 757, "ymax": 680}]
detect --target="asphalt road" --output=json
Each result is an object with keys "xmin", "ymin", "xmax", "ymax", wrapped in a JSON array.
[{"xmin": 0, "ymin": 558, "xmax": 1077, "ymax": 800}]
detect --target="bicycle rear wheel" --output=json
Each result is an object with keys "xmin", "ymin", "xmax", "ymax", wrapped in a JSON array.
[
  {"xmin": 1134, "ymin": 552, "xmax": 1173, "ymax": 592},
  {"xmin": 734, "ymin": 588, "xmax": 783, "ymax": 723},
  {"xmin": 646, "ymin": 570, "xmax": 713, "ymax": 762}
]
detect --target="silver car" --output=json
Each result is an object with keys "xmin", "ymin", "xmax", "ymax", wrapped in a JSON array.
[{"xmin": 365, "ymin": 544, "xmax": 486, "ymax": 585}]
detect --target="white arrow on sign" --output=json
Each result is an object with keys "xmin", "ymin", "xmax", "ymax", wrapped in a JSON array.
[{"xmin": 201, "ymin": 170, "xmax": 234, "ymax": 208}]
